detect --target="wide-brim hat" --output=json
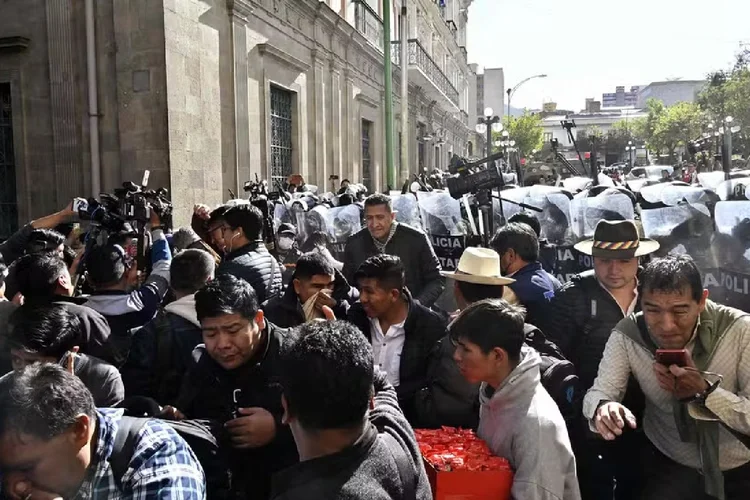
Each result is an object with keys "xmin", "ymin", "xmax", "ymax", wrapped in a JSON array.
[
  {"xmin": 574, "ymin": 220, "xmax": 660, "ymax": 259},
  {"xmin": 441, "ymin": 247, "xmax": 516, "ymax": 286}
]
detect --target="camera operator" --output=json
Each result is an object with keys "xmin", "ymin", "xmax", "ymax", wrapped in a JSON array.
[
  {"xmin": 0, "ymin": 201, "xmax": 76, "ymax": 265},
  {"xmin": 216, "ymin": 204, "xmax": 282, "ymax": 303},
  {"xmin": 83, "ymin": 209, "xmax": 171, "ymax": 365}
]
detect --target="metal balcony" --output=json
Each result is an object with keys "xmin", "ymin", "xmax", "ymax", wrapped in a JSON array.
[
  {"xmin": 392, "ymin": 39, "xmax": 460, "ymax": 111},
  {"xmin": 353, "ymin": 0, "xmax": 383, "ymax": 51}
]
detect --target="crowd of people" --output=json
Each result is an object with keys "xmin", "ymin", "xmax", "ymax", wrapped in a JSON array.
[{"xmin": 0, "ymin": 189, "xmax": 747, "ymax": 500}]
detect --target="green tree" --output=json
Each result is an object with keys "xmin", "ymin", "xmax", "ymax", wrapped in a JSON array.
[
  {"xmin": 497, "ymin": 112, "xmax": 544, "ymax": 159},
  {"xmin": 698, "ymin": 62, "xmax": 750, "ymax": 158},
  {"xmin": 652, "ymin": 102, "xmax": 704, "ymax": 163}
]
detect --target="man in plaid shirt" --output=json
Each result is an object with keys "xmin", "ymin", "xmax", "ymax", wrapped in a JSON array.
[{"xmin": 0, "ymin": 364, "xmax": 206, "ymax": 500}]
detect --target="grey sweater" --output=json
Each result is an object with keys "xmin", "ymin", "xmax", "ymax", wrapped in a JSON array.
[{"xmin": 478, "ymin": 346, "xmax": 581, "ymax": 500}]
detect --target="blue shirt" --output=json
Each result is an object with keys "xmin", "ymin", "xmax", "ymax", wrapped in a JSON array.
[{"xmin": 72, "ymin": 409, "xmax": 206, "ymax": 500}]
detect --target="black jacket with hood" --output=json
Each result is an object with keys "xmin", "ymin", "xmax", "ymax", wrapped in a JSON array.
[
  {"xmin": 121, "ymin": 294, "xmax": 204, "ymax": 405},
  {"xmin": 175, "ymin": 321, "xmax": 299, "ymax": 500}
]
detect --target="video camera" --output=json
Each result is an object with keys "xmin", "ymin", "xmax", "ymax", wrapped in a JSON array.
[
  {"xmin": 445, "ymin": 152, "xmax": 507, "ymax": 199},
  {"xmin": 243, "ymin": 174, "xmax": 276, "ymax": 248},
  {"xmin": 76, "ymin": 171, "xmax": 173, "ymax": 233}
]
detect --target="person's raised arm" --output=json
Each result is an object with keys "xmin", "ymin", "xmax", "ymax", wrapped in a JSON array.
[{"xmin": 0, "ymin": 201, "xmax": 75, "ymax": 264}]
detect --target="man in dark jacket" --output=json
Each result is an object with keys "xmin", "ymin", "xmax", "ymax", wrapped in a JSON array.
[
  {"xmin": 508, "ymin": 212, "xmax": 557, "ymax": 274},
  {"xmin": 346, "ymin": 255, "xmax": 446, "ymax": 425},
  {"xmin": 123, "ymin": 248, "xmax": 215, "ymax": 404},
  {"xmin": 342, "ymin": 193, "xmax": 444, "ymax": 307},
  {"xmin": 490, "ymin": 222, "xmax": 561, "ymax": 327},
  {"xmin": 263, "ymin": 252, "xmax": 355, "ymax": 328},
  {"xmin": 270, "ymin": 320, "xmax": 431, "ymax": 500},
  {"xmin": 536, "ymin": 220, "xmax": 659, "ymax": 500},
  {"xmin": 1, "ymin": 253, "xmax": 114, "ymax": 369},
  {"xmin": 174, "ymin": 274, "xmax": 298, "ymax": 500},
  {"xmin": 216, "ymin": 204, "xmax": 282, "ymax": 303},
  {"xmin": 5, "ymin": 304, "xmax": 124, "ymax": 407},
  {"xmin": 84, "ymin": 211, "xmax": 171, "ymax": 365},
  {"xmin": 413, "ymin": 247, "xmax": 516, "ymax": 429}
]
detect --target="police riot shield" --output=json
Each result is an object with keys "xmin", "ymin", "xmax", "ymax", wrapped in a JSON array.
[
  {"xmin": 497, "ymin": 187, "xmax": 573, "ymax": 245},
  {"xmin": 641, "ymin": 203, "xmax": 719, "ymax": 274},
  {"xmin": 716, "ymin": 178, "xmax": 750, "ymax": 201},
  {"xmin": 296, "ymin": 205, "xmax": 329, "ymax": 249},
  {"xmin": 305, "ymin": 204, "xmax": 362, "ymax": 261},
  {"xmin": 710, "ymin": 201, "xmax": 750, "ymax": 309},
  {"xmin": 392, "ymin": 194, "xmax": 423, "ymax": 230},
  {"xmin": 698, "ymin": 171, "xmax": 727, "ymax": 191},
  {"xmin": 273, "ymin": 203, "xmax": 290, "ymax": 231},
  {"xmin": 417, "ymin": 191, "xmax": 465, "ymax": 272},
  {"xmin": 660, "ymin": 186, "xmax": 720, "ymax": 208},
  {"xmin": 570, "ymin": 193, "xmax": 636, "ymax": 240}
]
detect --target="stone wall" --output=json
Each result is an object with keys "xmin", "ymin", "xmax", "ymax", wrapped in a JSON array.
[{"xmin": 163, "ymin": 0, "xmax": 230, "ymax": 223}]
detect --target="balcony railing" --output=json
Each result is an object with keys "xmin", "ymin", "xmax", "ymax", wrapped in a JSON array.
[
  {"xmin": 392, "ymin": 39, "xmax": 459, "ymax": 108},
  {"xmin": 353, "ymin": 0, "xmax": 383, "ymax": 51}
]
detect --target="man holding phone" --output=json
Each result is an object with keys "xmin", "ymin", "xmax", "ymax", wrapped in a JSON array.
[{"xmin": 584, "ymin": 255, "xmax": 750, "ymax": 500}]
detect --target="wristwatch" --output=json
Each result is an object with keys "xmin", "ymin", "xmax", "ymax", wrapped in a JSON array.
[{"xmin": 680, "ymin": 379, "xmax": 721, "ymax": 405}]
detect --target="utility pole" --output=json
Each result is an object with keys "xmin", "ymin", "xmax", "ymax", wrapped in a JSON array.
[
  {"xmin": 383, "ymin": 0, "xmax": 395, "ymax": 190},
  {"xmin": 399, "ymin": 2, "xmax": 409, "ymax": 186}
]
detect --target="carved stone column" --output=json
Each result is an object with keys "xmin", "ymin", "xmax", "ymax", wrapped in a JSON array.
[
  {"xmin": 46, "ymin": 0, "xmax": 83, "ymax": 204},
  {"xmin": 227, "ymin": 0, "xmax": 253, "ymax": 193},
  {"xmin": 312, "ymin": 49, "xmax": 328, "ymax": 186}
]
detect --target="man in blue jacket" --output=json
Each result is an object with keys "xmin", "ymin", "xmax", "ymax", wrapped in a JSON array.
[
  {"xmin": 84, "ymin": 210, "xmax": 171, "ymax": 366},
  {"xmin": 490, "ymin": 222, "xmax": 561, "ymax": 327}
]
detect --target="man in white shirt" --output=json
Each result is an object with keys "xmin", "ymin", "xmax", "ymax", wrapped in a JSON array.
[{"xmin": 346, "ymin": 255, "xmax": 446, "ymax": 425}]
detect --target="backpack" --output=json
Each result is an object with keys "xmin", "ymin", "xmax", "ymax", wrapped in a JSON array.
[
  {"xmin": 111, "ymin": 416, "xmax": 233, "ymax": 499},
  {"xmin": 523, "ymin": 324, "xmax": 580, "ymax": 423}
]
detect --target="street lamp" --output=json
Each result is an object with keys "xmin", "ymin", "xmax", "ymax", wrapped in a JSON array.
[
  {"xmin": 625, "ymin": 140, "xmax": 637, "ymax": 170},
  {"xmin": 506, "ymin": 74, "xmax": 548, "ymax": 125},
  {"xmin": 476, "ymin": 107, "xmax": 502, "ymax": 161},
  {"xmin": 722, "ymin": 115, "xmax": 741, "ymax": 178}
]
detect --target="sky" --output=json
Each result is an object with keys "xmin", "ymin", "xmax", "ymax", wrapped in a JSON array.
[{"xmin": 466, "ymin": 0, "xmax": 750, "ymax": 111}]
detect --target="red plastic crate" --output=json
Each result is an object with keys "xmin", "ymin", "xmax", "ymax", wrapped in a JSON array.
[{"xmin": 424, "ymin": 458, "xmax": 513, "ymax": 500}]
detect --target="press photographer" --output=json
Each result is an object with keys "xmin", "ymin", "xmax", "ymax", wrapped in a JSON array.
[{"xmin": 82, "ymin": 203, "xmax": 172, "ymax": 367}]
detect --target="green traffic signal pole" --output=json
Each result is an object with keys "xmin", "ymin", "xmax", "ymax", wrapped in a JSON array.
[{"xmin": 383, "ymin": 0, "xmax": 395, "ymax": 190}]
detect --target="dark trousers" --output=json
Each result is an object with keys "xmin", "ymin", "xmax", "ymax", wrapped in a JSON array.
[
  {"xmin": 639, "ymin": 440, "xmax": 750, "ymax": 500},
  {"xmin": 571, "ymin": 425, "xmax": 645, "ymax": 500}
]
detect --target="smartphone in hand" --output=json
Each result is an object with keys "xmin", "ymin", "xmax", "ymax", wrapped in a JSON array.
[{"xmin": 655, "ymin": 349, "xmax": 688, "ymax": 367}]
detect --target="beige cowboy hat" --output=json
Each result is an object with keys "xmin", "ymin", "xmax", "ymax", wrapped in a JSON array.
[
  {"xmin": 574, "ymin": 220, "xmax": 660, "ymax": 259},
  {"xmin": 441, "ymin": 247, "xmax": 516, "ymax": 286}
]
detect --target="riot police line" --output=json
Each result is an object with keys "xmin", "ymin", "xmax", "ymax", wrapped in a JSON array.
[{"xmin": 257, "ymin": 154, "xmax": 750, "ymax": 313}]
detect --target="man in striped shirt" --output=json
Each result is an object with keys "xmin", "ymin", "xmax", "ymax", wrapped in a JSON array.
[{"xmin": 0, "ymin": 364, "xmax": 205, "ymax": 500}]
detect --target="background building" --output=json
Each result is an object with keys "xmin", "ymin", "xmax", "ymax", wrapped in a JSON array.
[
  {"xmin": 636, "ymin": 80, "xmax": 706, "ymax": 107},
  {"xmin": 602, "ymin": 85, "xmax": 641, "ymax": 107},
  {"xmin": 0, "ymin": 0, "xmax": 475, "ymax": 236},
  {"xmin": 584, "ymin": 98, "xmax": 602, "ymax": 113},
  {"xmin": 542, "ymin": 101, "xmax": 558, "ymax": 113},
  {"xmin": 540, "ymin": 109, "xmax": 647, "ymax": 146}
]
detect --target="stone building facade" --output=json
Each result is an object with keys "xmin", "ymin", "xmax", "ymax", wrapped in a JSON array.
[{"xmin": 0, "ymin": 0, "xmax": 474, "ymax": 235}]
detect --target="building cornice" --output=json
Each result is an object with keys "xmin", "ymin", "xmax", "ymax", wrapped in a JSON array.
[
  {"xmin": 258, "ymin": 43, "xmax": 311, "ymax": 72},
  {"xmin": 227, "ymin": 0, "xmax": 253, "ymax": 21}
]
